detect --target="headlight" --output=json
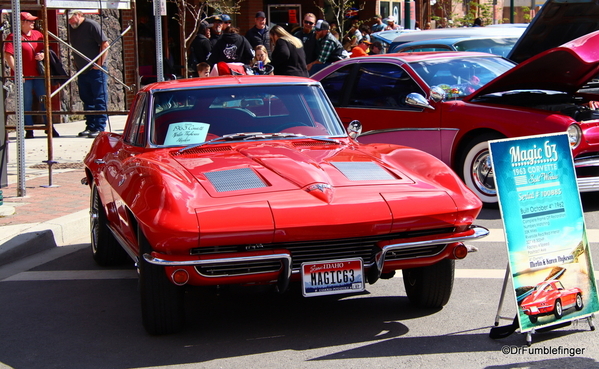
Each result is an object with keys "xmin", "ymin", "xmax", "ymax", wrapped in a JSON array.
[{"xmin": 567, "ymin": 124, "xmax": 582, "ymax": 149}]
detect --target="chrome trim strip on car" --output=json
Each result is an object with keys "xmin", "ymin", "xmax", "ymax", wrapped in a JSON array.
[
  {"xmin": 577, "ymin": 177, "xmax": 599, "ymax": 192},
  {"xmin": 143, "ymin": 253, "xmax": 292, "ymax": 267},
  {"xmin": 372, "ymin": 225, "xmax": 489, "ymax": 277},
  {"xmin": 360, "ymin": 127, "xmax": 459, "ymax": 136}
]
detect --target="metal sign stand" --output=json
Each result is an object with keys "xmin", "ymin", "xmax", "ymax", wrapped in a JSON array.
[{"xmin": 493, "ymin": 263, "xmax": 596, "ymax": 346}]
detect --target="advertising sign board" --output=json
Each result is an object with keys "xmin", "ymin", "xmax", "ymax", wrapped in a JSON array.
[{"xmin": 489, "ymin": 133, "xmax": 599, "ymax": 333}]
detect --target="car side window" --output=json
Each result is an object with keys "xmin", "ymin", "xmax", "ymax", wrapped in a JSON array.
[
  {"xmin": 319, "ymin": 65, "xmax": 353, "ymax": 106},
  {"xmin": 348, "ymin": 63, "xmax": 424, "ymax": 110},
  {"xmin": 124, "ymin": 93, "xmax": 147, "ymax": 146}
]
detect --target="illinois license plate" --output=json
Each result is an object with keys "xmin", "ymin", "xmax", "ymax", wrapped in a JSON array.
[{"xmin": 301, "ymin": 258, "xmax": 364, "ymax": 297}]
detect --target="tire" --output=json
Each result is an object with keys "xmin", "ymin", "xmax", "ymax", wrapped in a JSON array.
[
  {"xmin": 402, "ymin": 259, "xmax": 455, "ymax": 308},
  {"xmin": 529, "ymin": 315, "xmax": 538, "ymax": 324},
  {"xmin": 553, "ymin": 299, "xmax": 563, "ymax": 319},
  {"xmin": 138, "ymin": 228, "xmax": 185, "ymax": 335},
  {"xmin": 458, "ymin": 133, "xmax": 503, "ymax": 206},
  {"xmin": 90, "ymin": 185, "xmax": 129, "ymax": 266},
  {"xmin": 575, "ymin": 293, "xmax": 584, "ymax": 311}
]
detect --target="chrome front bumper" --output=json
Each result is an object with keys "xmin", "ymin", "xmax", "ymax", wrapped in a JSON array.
[{"xmin": 143, "ymin": 225, "xmax": 489, "ymax": 290}]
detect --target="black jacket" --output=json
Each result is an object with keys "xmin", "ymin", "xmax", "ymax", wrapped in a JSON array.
[
  {"xmin": 245, "ymin": 26, "xmax": 271, "ymax": 54},
  {"xmin": 207, "ymin": 33, "xmax": 254, "ymax": 66},
  {"xmin": 271, "ymin": 38, "xmax": 308, "ymax": 77}
]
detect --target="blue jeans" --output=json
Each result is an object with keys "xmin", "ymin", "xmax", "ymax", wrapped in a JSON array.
[
  {"xmin": 24, "ymin": 78, "xmax": 46, "ymax": 126},
  {"xmin": 77, "ymin": 68, "xmax": 108, "ymax": 132}
]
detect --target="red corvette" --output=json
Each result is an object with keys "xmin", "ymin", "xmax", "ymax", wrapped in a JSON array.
[
  {"xmin": 520, "ymin": 280, "xmax": 583, "ymax": 323},
  {"xmin": 83, "ymin": 76, "xmax": 487, "ymax": 334}
]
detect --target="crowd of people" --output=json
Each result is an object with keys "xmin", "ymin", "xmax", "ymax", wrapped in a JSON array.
[
  {"xmin": 1, "ymin": 10, "xmax": 397, "ymax": 139},
  {"xmin": 187, "ymin": 11, "xmax": 396, "ymax": 78}
]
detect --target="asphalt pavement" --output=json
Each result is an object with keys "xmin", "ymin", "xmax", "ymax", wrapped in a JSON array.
[{"xmin": 0, "ymin": 116, "xmax": 127, "ymax": 266}]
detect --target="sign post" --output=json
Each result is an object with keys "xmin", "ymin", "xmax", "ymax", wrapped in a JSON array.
[{"xmin": 489, "ymin": 133, "xmax": 598, "ymax": 344}]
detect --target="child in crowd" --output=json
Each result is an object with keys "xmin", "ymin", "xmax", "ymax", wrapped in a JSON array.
[
  {"xmin": 197, "ymin": 62, "xmax": 210, "ymax": 77},
  {"xmin": 251, "ymin": 45, "xmax": 271, "ymax": 69}
]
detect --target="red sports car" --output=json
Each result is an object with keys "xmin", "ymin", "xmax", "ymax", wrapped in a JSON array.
[
  {"xmin": 520, "ymin": 280, "xmax": 583, "ymax": 323},
  {"xmin": 83, "ymin": 76, "xmax": 487, "ymax": 334},
  {"xmin": 312, "ymin": 28, "xmax": 599, "ymax": 205}
]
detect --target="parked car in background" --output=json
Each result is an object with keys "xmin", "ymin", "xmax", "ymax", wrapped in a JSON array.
[
  {"xmin": 388, "ymin": 26, "xmax": 525, "ymax": 54},
  {"xmin": 390, "ymin": 36, "xmax": 520, "ymax": 57},
  {"xmin": 83, "ymin": 75, "xmax": 488, "ymax": 334},
  {"xmin": 370, "ymin": 29, "xmax": 417, "ymax": 52},
  {"xmin": 312, "ymin": 30, "xmax": 599, "ymax": 205},
  {"xmin": 520, "ymin": 280, "xmax": 583, "ymax": 323}
]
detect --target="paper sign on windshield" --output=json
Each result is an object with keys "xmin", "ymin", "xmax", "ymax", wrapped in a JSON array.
[
  {"xmin": 163, "ymin": 122, "xmax": 209, "ymax": 146},
  {"xmin": 489, "ymin": 133, "xmax": 599, "ymax": 333}
]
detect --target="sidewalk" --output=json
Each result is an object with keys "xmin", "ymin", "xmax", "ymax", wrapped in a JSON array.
[{"xmin": 0, "ymin": 116, "xmax": 127, "ymax": 266}]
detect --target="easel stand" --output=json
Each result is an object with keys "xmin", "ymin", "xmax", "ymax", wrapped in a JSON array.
[{"xmin": 492, "ymin": 263, "xmax": 595, "ymax": 346}]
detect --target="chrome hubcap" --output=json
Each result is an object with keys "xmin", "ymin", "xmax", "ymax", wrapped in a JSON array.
[{"xmin": 471, "ymin": 150, "xmax": 496, "ymax": 196}]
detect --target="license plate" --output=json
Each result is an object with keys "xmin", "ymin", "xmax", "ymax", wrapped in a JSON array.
[
  {"xmin": 301, "ymin": 258, "xmax": 364, "ymax": 297},
  {"xmin": 530, "ymin": 306, "xmax": 539, "ymax": 313}
]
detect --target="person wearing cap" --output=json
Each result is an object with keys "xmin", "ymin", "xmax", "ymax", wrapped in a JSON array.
[
  {"xmin": 3, "ymin": 12, "xmax": 57, "ymax": 138},
  {"xmin": 209, "ymin": 15, "xmax": 224, "ymax": 47},
  {"xmin": 350, "ymin": 39, "xmax": 370, "ymax": 58},
  {"xmin": 293, "ymin": 13, "xmax": 318, "ymax": 64},
  {"xmin": 245, "ymin": 11, "xmax": 271, "ymax": 55},
  {"xmin": 189, "ymin": 20, "xmax": 212, "ymax": 77},
  {"xmin": 68, "ymin": 10, "xmax": 109, "ymax": 138},
  {"xmin": 306, "ymin": 20, "xmax": 347, "ymax": 75},
  {"xmin": 385, "ymin": 16, "xmax": 401, "ymax": 30},
  {"xmin": 371, "ymin": 15, "xmax": 385, "ymax": 33}
]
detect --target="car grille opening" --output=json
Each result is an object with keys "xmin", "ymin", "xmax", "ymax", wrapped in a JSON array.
[
  {"xmin": 195, "ymin": 260, "xmax": 282, "ymax": 277},
  {"xmin": 191, "ymin": 227, "xmax": 454, "ymax": 272}
]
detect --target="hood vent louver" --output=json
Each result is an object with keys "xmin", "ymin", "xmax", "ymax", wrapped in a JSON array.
[
  {"xmin": 204, "ymin": 167, "xmax": 267, "ymax": 192},
  {"xmin": 172, "ymin": 146, "xmax": 233, "ymax": 157},
  {"xmin": 331, "ymin": 161, "xmax": 396, "ymax": 181}
]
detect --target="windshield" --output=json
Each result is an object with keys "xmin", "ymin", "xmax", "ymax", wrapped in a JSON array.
[
  {"xmin": 150, "ymin": 85, "xmax": 345, "ymax": 146},
  {"xmin": 454, "ymin": 37, "xmax": 519, "ymax": 57},
  {"xmin": 408, "ymin": 56, "xmax": 515, "ymax": 99}
]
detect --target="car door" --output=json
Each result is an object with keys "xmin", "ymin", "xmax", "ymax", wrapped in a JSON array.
[
  {"xmin": 102, "ymin": 93, "xmax": 150, "ymax": 251},
  {"xmin": 320, "ymin": 62, "xmax": 444, "ymax": 159}
]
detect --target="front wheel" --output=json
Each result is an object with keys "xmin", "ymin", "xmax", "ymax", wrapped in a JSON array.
[
  {"xmin": 458, "ymin": 133, "xmax": 504, "ymax": 206},
  {"xmin": 402, "ymin": 259, "xmax": 455, "ymax": 308},
  {"xmin": 90, "ymin": 184, "xmax": 129, "ymax": 266},
  {"xmin": 138, "ymin": 228, "xmax": 185, "ymax": 335}
]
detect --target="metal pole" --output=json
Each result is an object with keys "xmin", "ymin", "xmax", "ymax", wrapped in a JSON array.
[
  {"xmin": 154, "ymin": 0, "xmax": 164, "ymax": 82},
  {"xmin": 11, "ymin": 1, "xmax": 26, "ymax": 197},
  {"xmin": 41, "ymin": 1, "xmax": 57, "ymax": 187}
]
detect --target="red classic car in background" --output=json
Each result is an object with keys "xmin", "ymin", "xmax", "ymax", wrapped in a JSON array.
[
  {"xmin": 520, "ymin": 280, "xmax": 583, "ymax": 323},
  {"xmin": 83, "ymin": 76, "xmax": 487, "ymax": 334},
  {"xmin": 312, "ymin": 0, "xmax": 599, "ymax": 205}
]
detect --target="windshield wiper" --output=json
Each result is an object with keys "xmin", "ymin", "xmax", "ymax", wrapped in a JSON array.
[{"xmin": 179, "ymin": 132, "xmax": 339, "ymax": 153}]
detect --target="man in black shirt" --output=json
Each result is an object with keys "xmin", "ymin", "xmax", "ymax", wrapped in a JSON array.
[{"xmin": 245, "ymin": 11, "xmax": 270, "ymax": 55}]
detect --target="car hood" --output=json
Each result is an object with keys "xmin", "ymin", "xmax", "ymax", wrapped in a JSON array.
[
  {"xmin": 508, "ymin": 0, "xmax": 599, "ymax": 64},
  {"xmin": 465, "ymin": 30, "xmax": 599, "ymax": 101},
  {"xmin": 171, "ymin": 140, "xmax": 416, "ymax": 198}
]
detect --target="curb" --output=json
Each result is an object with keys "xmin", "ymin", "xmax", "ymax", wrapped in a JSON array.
[{"xmin": 0, "ymin": 208, "xmax": 90, "ymax": 267}]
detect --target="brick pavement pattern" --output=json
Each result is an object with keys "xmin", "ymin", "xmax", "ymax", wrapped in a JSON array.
[{"xmin": 0, "ymin": 170, "xmax": 89, "ymax": 226}]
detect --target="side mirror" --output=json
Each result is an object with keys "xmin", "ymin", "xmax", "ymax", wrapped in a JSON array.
[
  {"xmin": 405, "ymin": 93, "xmax": 435, "ymax": 110},
  {"xmin": 430, "ymin": 86, "xmax": 446, "ymax": 103},
  {"xmin": 347, "ymin": 120, "xmax": 362, "ymax": 140}
]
